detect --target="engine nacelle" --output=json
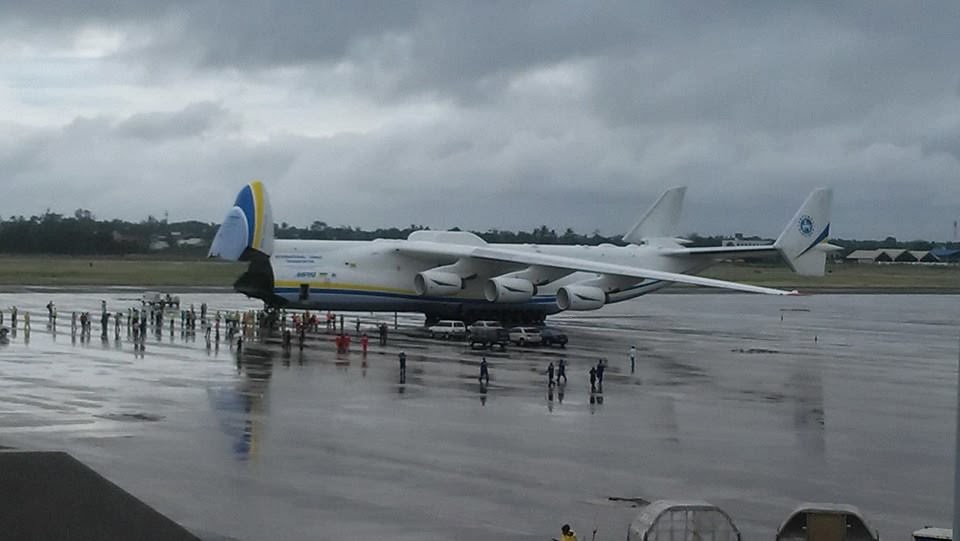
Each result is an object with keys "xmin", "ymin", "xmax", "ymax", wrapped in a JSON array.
[
  {"xmin": 556, "ymin": 285, "xmax": 606, "ymax": 311},
  {"xmin": 414, "ymin": 270, "xmax": 463, "ymax": 296},
  {"xmin": 483, "ymin": 277, "xmax": 535, "ymax": 303}
]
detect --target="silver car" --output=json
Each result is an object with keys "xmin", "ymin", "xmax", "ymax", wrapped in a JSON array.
[{"xmin": 508, "ymin": 326, "xmax": 542, "ymax": 346}]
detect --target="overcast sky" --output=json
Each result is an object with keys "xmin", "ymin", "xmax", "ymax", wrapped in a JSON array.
[{"xmin": 1, "ymin": 2, "xmax": 958, "ymax": 240}]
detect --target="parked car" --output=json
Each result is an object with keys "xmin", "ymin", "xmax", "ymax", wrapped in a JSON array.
[
  {"xmin": 508, "ymin": 326, "xmax": 542, "ymax": 346},
  {"xmin": 427, "ymin": 320, "xmax": 467, "ymax": 340},
  {"xmin": 467, "ymin": 321, "xmax": 509, "ymax": 350},
  {"xmin": 539, "ymin": 326, "xmax": 568, "ymax": 348},
  {"xmin": 467, "ymin": 320, "xmax": 500, "ymax": 333}
]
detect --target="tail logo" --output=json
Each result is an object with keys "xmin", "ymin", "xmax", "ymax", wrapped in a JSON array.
[{"xmin": 798, "ymin": 215, "xmax": 814, "ymax": 237}]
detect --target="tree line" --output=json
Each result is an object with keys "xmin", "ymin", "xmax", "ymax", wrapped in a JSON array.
[{"xmin": 0, "ymin": 210, "xmax": 952, "ymax": 256}]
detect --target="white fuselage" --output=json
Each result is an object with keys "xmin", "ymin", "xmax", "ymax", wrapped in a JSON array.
[{"xmin": 259, "ymin": 238, "xmax": 710, "ymax": 321}]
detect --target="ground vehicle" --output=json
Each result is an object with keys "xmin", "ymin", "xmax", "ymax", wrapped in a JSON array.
[
  {"xmin": 427, "ymin": 320, "xmax": 467, "ymax": 340},
  {"xmin": 509, "ymin": 326, "xmax": 542, "ymax": 346},
  {"xmin": 467, "ymin": 321, "xmax": 509, "ymax": 350},
  {"xmin": 539, "ymin": 326, "xmax": 567, "ymax": 348},
  {"xmin": 142, "ymin": 292, "xmax": 180, "ymax": 309}
]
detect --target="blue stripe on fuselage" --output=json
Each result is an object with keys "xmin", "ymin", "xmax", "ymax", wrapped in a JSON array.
[{"xmin": 274, "ymin": 287, "xmax": 559, "ymax": 305}]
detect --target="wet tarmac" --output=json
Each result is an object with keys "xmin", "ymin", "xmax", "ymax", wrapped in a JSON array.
[{"xmin": 0, "ymin": 292, "xmax": 957, "ymax": 540}]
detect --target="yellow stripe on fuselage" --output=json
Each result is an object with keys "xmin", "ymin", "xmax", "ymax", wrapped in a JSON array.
[
  {"xmin": 274, "ymin": 280, "xmax": 417, "ymax": 296},
  {"xmin": 251, "ymin": 180, "xmax": 265, "ymax": 251}
]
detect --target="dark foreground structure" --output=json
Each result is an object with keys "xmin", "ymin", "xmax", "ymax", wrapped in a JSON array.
[{"xmin": 0, "ymin": 450, "xmax": 200, "ymax": 541}]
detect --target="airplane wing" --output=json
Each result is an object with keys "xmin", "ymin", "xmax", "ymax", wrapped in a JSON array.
[
  {"xmin": 398, "ymin": 242, "xmax": 796, "ymax": 296},
  {"xmin": 661, "ymin": 245, "xmax": 779, "ymax": 259}
]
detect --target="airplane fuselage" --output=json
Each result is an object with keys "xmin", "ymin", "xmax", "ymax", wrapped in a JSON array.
[{"xmin": 249, "ymin": 238, "xmax": 708, "ymax": 323}]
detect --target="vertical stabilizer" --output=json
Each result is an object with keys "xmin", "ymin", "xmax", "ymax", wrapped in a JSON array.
[
  {"xmin": 774, "ymin": 188, "xmax": 833, "ymax": 276},
  {"xmin": 622, "ymin": 187, "xmax": 686, "ymax": 244},
  {"xmin": 208, "ymin": 181, "xmax": 275, "ymax": 261}
]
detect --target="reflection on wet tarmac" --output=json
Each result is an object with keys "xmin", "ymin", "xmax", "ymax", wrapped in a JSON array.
[
  {"xmin": 654, "ymin": 393, "xmax": 680, "ymax": 445},
  {"xmin": 0, "ymin": 292, "xmax": 956, "ymax": 540},
  {"xmin": 208, "ymin": 345, "xmax": 273, "ymax": 460},
  {"xmin": 790, "ymin": 357, "xmax": 826, "ymax": 459}
]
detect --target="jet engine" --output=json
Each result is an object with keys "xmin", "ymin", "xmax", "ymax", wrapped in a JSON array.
[
  {"xmin": 414, "ymin": 270, "xmax": 463, "ymax": 296},
  {"xmin": 556, "ymin": 285, "xmax": 606, "ymax": 311},
  {"xmin": 483, "ymin": 277, "xmax": 535, "ymax": 303}
]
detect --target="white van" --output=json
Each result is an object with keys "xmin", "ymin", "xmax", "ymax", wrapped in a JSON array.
[{"xmin": 427, "ymin": 320, "xmax": 467, "ymax": 340}]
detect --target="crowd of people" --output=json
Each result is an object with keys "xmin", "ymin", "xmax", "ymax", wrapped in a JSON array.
[{"xmin": 0, "ymin": 299, "xmax": 264, "ymax": 353}]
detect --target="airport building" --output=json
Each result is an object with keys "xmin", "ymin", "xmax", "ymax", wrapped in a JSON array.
[
  {"xmin": 930, "ymin": 247, "xmax": 960, "ymax": 262},
  {"xmin": 721, "ymin": 234, "xmax": 773, "ymax": 247},
  {"xmin": 845, "ymin": 248, "xmax": 947, "ymax": 264}
]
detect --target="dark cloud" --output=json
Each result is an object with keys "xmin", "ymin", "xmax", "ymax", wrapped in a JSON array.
[
  {"xmin": 0, "ymin": 3, "xmax": 956, "ymax": 239},
  {"xmin": 116, "ymin": 101, "xmax": 236, "ymax": 140},
  {"xmin": 0, "ymin": 106, "xmax": 296, "ymax": 222}
]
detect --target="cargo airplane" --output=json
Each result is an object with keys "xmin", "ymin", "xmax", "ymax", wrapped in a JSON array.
[{"xmin": 209, "ymin": 182, "xmax": 833, "ymax": 324}]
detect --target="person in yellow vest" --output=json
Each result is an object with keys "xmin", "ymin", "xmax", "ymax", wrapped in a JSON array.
[{"xmin": 559, "ymin": 524, "xmax": 577, "ymax": 541}]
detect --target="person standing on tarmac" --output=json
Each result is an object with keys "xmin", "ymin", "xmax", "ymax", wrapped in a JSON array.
[
  {"xmin": 629, "ymin": 345, "xmax": 637, "ymax": 374},
  {"xmin": 589, "ymin": 366, "xmax": 597, "ymax": 393},
  {"xmin": 398, "ymin": 351, "xmax": 407, "ymax": 382},
  {"xmin": 379, "ymin": 323, "xmax": 388, "ymax": 346},
  {"xmin": 479, "ymin": 357, "xmax": 490, "ymax": 385},
  {"xmin": 547, "ymin": 362, "xmax": 555, "ymax": 387},
  {"xmin": 595, "ymin": 359, "xmax": 605, "ymax": 388},
  {"xmin": 557, "ymin": 358, "xmax": 567, "ymax": 384}
]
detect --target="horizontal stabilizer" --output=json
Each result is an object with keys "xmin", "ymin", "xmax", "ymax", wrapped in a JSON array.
[{"xmin": 623, "ymin": 187, "xmax": 686, "ymax": 244}]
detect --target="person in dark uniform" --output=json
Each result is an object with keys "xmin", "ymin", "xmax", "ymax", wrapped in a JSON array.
[
  {"xmin": 479, "ymin": 357, "xmax": 489, "ymax": 385},
  {"xmin": 595, "ymin": 359, "xmax": 605, "ymax": 388},
  {"xmin": 547, "ymin": 362, "xmax": 555, "ymax": 387},
  {"xmin": 557, "ymin": 358, "xmax": 567, "ymax": 384},
  {"xmin": 398, "ymin": 351, "xmax": 407, "ymax": 382},
  {"xmin": 589, "ymin": 366, "xmax": 597, "ymax": 393}
]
